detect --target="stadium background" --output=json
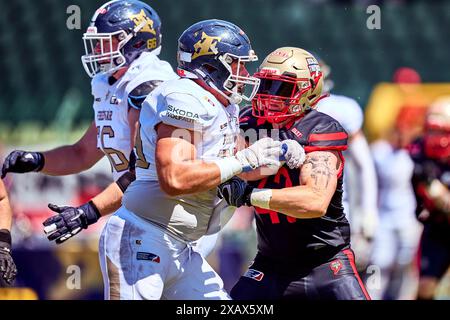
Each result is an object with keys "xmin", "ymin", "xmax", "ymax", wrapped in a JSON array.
[{"xmin": 0, "ymin": 0, "xmax": 449, "ymax": 299}]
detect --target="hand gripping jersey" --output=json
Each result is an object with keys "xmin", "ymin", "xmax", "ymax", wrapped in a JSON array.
[
  {"xmin": 239, "ymin": 106, "xmax": 350, "ymax": 263},
  {"xmin": 91, "ymin": 52, "xmax": 177, "ymax": 181},
  {"xmin": 122, "ymin": 78, "xmax": 239, "ymax": 242}
]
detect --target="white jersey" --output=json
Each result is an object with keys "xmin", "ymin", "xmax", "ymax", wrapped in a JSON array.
[
  {"xmin": 370, "ymin": 140, "xmax": 417, "ymax": 220},
  {"xmin": 123, "ymin": 78, "xmax": 240, "ymax": 241},
  {"xmin": 91, "ymin": 52, "xmax": 177, "ymax": 181},
  {"xmin": 316, "ymin": 94, "xmax": 363, "ymax": 214},
  {"xmin": 317, "ymin": 94, "xmax": 363, "ymax": 136}
]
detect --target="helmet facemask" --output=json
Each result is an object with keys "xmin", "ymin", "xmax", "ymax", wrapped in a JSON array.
[
  {"xmin": 252, "ymin": 70, "xmax": 323, "ymax": 123},
  {"xmin": 81, "ymin": 20, "xmax": 151, "ymax": 78},
  {"xmin": 217, "ymin": 52, "xmax": 260, "ymax": 104}
]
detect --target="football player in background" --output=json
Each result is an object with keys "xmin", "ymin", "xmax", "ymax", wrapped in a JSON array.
[
  {"xmin": 0, "ymin": 179, "xmax": 17, "ymax": 287},
  {"xmin": 219, "ymin": 47, "xmax": 371, "ymax": 300},
  {"xmin": 1, "ymin": 0, "xmax": 177, "ymax": 243},
  {"xmin": 315, "ymin": 56, "xmax": 378, "ymax": 268},
  {"xmin": 368, "ymin": 107, "xmax": 423, "ymax": 300},
  {"xmin": 100, "ymin": 20, "xmax": 304, "ymax": 300},
  {"xmin": 410, "ymin": 97, "xmax": 450, "ymax": 300}
]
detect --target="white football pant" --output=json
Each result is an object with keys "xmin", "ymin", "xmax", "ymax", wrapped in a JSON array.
[{"xmin": 98, "ymin": 206, "xmax": 230, "ymax": 300}]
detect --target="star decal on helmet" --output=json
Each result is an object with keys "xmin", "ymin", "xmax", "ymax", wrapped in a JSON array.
[
  {"xmin": 192, "ymin": 32, "xmax": 222, "ymax": 60},
  {"xmin": 130, "ymin": 9, "xmax": 156, "ymax": 35}
]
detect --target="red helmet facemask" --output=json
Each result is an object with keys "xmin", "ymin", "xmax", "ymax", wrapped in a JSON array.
[
  {"xmin": 251, "ymin": 70, "xmax": 323, "ymax": 124},
  {"xmin": 424, "ymin": 130, "xmax": 450, "ymax": 163}
]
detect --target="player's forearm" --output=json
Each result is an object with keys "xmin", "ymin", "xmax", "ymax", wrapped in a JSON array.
[
  {"xmin": 268, "ymin": 186, "xmax": 329, "ymax": 218},
  {"xmin": 90, "ymin": 182, "xmax": 124, "ymax": 216},
  {"xmin": 0, "ymin": 182, "xmax": 12, "ymax": 230},
  {"xmin": 41, "ymin": 145, "xmax": 104, "ymax": 175},
  {"xmin": 158, "ymin": 160, "xmax": 222, "ymax": 196}
]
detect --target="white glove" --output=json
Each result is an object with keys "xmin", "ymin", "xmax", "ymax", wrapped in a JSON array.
[
  {"xmin": 281, "ymin": 140, "xmax": 306, "ymax": 169},
  {"xmin": 235, "ymin": 137, "xmax": 282, "ymax": 171}
]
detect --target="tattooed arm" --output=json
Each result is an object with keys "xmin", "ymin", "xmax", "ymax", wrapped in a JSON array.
[{"xmin": 261, "ymin": 151, "xmax": 341, "ymax": 219}]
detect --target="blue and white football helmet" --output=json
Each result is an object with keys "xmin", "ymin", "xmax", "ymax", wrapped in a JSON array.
[
  {"xmin": 81, "ymin": 0, "xmax": 162, "ymax": 77},
  {"xmin": 177, "ymin": 19, "xmax": 260, "ymax": 104}
]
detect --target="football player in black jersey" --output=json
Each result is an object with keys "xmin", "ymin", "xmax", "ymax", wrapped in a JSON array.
[
  {"xmin": 409, "ymin": 97, "xmax": 450, "ymax": 300},
  {"xmin": 218, "ymin": 47, "xmax": 370, "ymax": 300}
]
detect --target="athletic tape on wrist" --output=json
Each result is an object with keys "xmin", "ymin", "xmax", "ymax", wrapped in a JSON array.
[
  {"xmin": 212, "ymin": 157, "xmax": 243, "ymax": 183},
  {"xmin": 250, "ymin": 188, "xmax": 272, "ymax": 209}
]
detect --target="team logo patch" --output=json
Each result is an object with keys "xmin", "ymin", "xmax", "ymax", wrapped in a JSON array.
[
  {"xmin": 137, "ymin": 252, "xmax": 160, "ymax": 263},
  {"xmin": 243, "ymin": 268, "xmax": 264, "ymax": 281},
  {"xmin": 330, "ymin": 259, "xmax": 343, "ymax": 275}
]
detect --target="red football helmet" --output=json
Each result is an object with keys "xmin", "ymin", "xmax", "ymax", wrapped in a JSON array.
[
  {"xmin": 252, "ymin": 47, "xmax": 325, "ymax": 124},
  {"xmin": 424, "ymin": 97, "xmax": 450, "ymax": 162}
]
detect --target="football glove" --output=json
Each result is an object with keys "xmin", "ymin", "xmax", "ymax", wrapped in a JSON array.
[
  {"xmin": 218, "ymin": 177, "xmax": 253, "ymax": 208},
  {"xmin": 281, "ymin": 140, "xmax": 306, "ymax": 169},
  {"xmin": 235, "ymin": 137, "xmax": 282, "ymax": 172},
  {"xmin": 43, "ymin": 201, "xmax": 101, "ymax": 244},
  {"xmin": 1, "ymin": 150, "xmax": 44, "ymax": 178},
  {"xmin": 0, "ymin": 230, "xmax": 17, "ymax": 287}
]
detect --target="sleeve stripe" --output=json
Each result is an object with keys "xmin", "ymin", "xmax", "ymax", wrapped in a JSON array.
[
  {"xmin": 127, "ymin": 97, "xmax": 142, "ymax": 110},
  {"xmin": 305, "ymin": 145, "xmax": 348, "ymax": 153},
  {"xmin": 309, "ymin": 132, "xmax": 348, "ymax": 142}
]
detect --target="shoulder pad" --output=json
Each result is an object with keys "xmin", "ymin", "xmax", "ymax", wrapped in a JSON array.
[
  {"xmin": 290, "ymin": 110, "xmax": 348, "ymax": 153},
  {"xmin": 128, "ymin": 80, "xmax": 164, "ymax": 110},
  {"xmin": 159, "ymin": 85, "xmax": 217, "ymax": 130}
]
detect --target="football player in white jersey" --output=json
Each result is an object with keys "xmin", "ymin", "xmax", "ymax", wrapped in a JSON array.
[
  {"xmin": 315, "ymin": 56, "xmax": 379, "ymax": 267},
  {"xmin": 99, "ymin": 19, "xmax": 304, "ymax": 300},
  {"xmin": 1, "ymin": 0, "xmax": 177, "ymax": 243},
  {"xmin": 368, "ymin": 108, "xmax": 422, "ymax": 300}
]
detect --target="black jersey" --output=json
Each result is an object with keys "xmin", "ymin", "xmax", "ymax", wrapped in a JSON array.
[
  {"xmin": 409, "ymin": 138, "xmax": 450, "ymax": 227},
  {"xmin": 239, "ymin": 107, "xmax": 351, "ymax": 265}
]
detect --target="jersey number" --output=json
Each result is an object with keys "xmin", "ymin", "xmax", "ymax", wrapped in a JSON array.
[
  {"xmin": 98, "ymin": 125, "xmax": 150, "ymax": 172},
  {"xmin": 98, "ymin": 126, "xmax": 129, "ymax": 172},
  {"xmin": 255, "ymin": 167, "xmax": 297, "ymax": 224},
  {"xmin": 134, "ymin": 122, "xmax": 150, "ymax": 169}
]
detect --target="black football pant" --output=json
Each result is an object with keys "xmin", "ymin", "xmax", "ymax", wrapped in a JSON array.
[{"xmin": 231, "ymin": 249, "xmax": 371, "ymax": 300}]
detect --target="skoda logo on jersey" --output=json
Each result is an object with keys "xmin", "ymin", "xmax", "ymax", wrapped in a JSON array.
[
  {"xmin": 243, "ymin": 268, "xmax": 264, "ymax": 281},
  {"xmin": 167, "ymin": 105, "xmax": 200, "ymax": 123},
  {"xmin": 130, "ymin": 9, "xmax": 156, "ymax": 35},
  {"xmin": 192, "ymin": 32, "xmax": 222, "ymax": 60}
]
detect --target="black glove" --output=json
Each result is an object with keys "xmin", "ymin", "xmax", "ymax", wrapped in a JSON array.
[
  {"xmin": 43, "ymin": 201, "xmax": 101, "ymax": 244},
  {"xmin": 1, "ymin": 150, "xmax": 45, "ymax": 179},
  {"xmin": 0, "ymin": 229, "xmax": 17, "ymax": 287},
  {"xmin": 218, "ymin": 177, "xmax": 254, "ymax": 207}
]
